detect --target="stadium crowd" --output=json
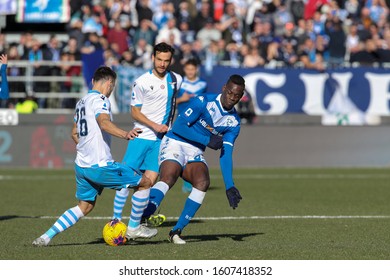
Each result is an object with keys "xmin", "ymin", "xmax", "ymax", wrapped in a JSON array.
[{"xmin": 1, "ymin": 0, "xmax": 390, "ymax": 109}]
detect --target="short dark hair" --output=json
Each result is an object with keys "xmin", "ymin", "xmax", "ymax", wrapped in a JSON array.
[
  {"xmin": 228, "ymin": 74, "xmax": 245, "ymax": 87},
  {"xmin": 93, "ymin": 66, "xmax": 117, "ymax": 83},
  {"xmin": 184, "ymin": 58, "xmax": 199, "ymax": 67},
  {"xmin": 153, "ymin": 42, "xmax": 175, "ymax": 57}
]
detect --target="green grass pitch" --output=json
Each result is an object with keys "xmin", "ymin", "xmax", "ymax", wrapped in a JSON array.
[{"xmin": 1, "ymin": 168, "xmax": 390, "ymax": 260}]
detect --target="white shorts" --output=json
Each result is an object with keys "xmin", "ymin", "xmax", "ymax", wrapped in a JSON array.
[{"xmin": 159, "ymin": 136, "xmax": 207, "ymax": 168}]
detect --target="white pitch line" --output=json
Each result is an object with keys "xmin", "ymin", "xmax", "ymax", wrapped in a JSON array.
[
  {"xmin": 1, "ymin": 174, "xmax": 390, "ymax": 181},
  {"xmin": 38, "ymin": 215, "xmax": 390, "ymax": 220}
]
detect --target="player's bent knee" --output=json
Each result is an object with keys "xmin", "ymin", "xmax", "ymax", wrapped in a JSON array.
[{"xmin": 138, "ymin": 176, "xmax": 152, "ymax": 190}]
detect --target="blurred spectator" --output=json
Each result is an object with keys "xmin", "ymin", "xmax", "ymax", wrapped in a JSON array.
[
  {"xmin": 298, "ymin": 37, "xmax": 325, "ymax": 71},
  {"xmin": 107, "ymin": 19, "xmax": 130, "ymax": 55},
  {"xmin": 82, "ymin": 9, "xmax": 105, "ymax": 36},
  {"xmin": 243, "ymin": 46, "xmax": 266, "ymax": 67},
  {"xmin": 266, "ymin": 39, "xmax": 284, "ymax": 65},
  {"xmin": 196, "ymin": 17, "xmax": 222, "ymax": 48},
  {"xmin": 60, "ymin": 52, "xmax": 82, "ymax": 109},
  {"xmin": 179, "ymin": 42, "xmax": 201, "ymax": 65},
  {"xmin": 132, "ymin": 19, "xmax": 157, "ymax": 46},
  {"xmin": 350, "ymin": 38, "xmax": 378, "ymax": 65},
  {"xmin": 136, "ymin": 0, "xmax": 154, "ymax": 22},
  {"xmin": 193, "ymin": 0, "xmax": 213, "ymax": 32},
  {"xmin": 155, "ymin": 17, "xmax": 182, "ymax": 45},
  {"xmin": 204, "ymin": 40, "xmax": 221, "ymax": 74},
  {"xmin": 273, "ymin": 1, "xmax": 294, "ymax": 37},
  {"xmin": 7, "ymin": 45, "xmax": 26, "ymax": 94},
  {"xmin": 67, "ymin": 18, "xmax": 85, "ymax": 50},
  {"xmin": 152, "ymin": 0, "xmax": 174, "ymax": 29},
  {"xmin": 179, "ymin": 20, "xmax": 196, "ymax": 44},
  {"xmin": 62, "ymin": 37, "xmax": 82, "ymax": 60},
  {"xmin": 0, "ymin": 34, "xmax": 8, "ymax": 54},
  {"xmin": 221, "ymin": 17, "xmax": 246, "ymax": 46},
  {"xmin": 24, "ymin": 38, "xmax": 51, "ymax": 107},
  {"xmin": 17, "ymin": 32, "xmax": 33, "ymax": 59},
  {"xmin": 223, "ymin": 41, "xmax": 243, "ymax": 67},
  {"xmin": 281, "ymin": 41, "xmax": 299, "ymax": 66},
  {"xmin": 80, "ymin": 32, "xmax": 103, "ymax": 54},
  {"xmin": 15, "ymin": 93, "xmax": 38, "ymax": 114},
  {"xmin": 119, "ymin": 50, "xmax": 135, "ymax": 66},
  {"xmin": 132, "ymin": 38, "xmax": 153, "ymax": 69},
  {"xmin": 326, "ymin": 17, "xmax": 346, "ymax": 68},
  {"xmin": 175, "ymin": 1, "xmax": 193, "ymax": 26},
  {"xmin": 345, "ymin": 23, "xmax": 361, "ymax": 60}
]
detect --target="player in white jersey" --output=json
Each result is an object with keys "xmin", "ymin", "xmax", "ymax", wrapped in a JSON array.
[
  {"xmin": 141, "ymin": 74, "xmax": 245, "ymax": 244},
  {"xmin": 176, "ymin": 59, "xmax": 207, "ymax": 193},
  {"xmin": 32, "ymin": 66, "xmax": 157, "ymax": 246},
  {"xmin": 111, "ymin": 42, "xmax": 182, "ymax": 227}
]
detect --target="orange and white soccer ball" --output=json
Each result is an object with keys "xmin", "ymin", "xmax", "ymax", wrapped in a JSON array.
[{"xmin": 102, "ymin": 219, "xmax": 127, "ymax": 246}]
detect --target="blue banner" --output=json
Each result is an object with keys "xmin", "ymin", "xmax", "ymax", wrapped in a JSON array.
[
  {"xmin": 200, "ymin": 66, "xmax": 390, "ymax": 116},
  {"xmin": 16, "ymin": 0, "xmax": 70, "ymax": 23},
  {"xmin": 81, "ymin": 49, "xmax": 105, "ymax": 90}
]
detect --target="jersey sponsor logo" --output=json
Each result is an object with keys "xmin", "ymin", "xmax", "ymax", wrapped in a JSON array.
[
  {"xmin": 131, "ymin": 92, "xmax": 136, "ymax": 100},
  {"xmin": 199, "ymin": 118, "xmax": 220, "ymax": 135},
  {"xmin": 225, "ymin": 116, "xmax": 238, "ymax": 127}
]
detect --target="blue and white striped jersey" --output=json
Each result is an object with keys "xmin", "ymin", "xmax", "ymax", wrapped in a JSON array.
[
  {"xmin": 131, "ymin": 70, "xmax": 182, "ymax": 140},
  {"xmin": 177, "ymin": 77, "xmax": 207, "ymax": 114},
  {"xmin": 167, "ymin": 93, "xmax": 241, "ymax": 189}
]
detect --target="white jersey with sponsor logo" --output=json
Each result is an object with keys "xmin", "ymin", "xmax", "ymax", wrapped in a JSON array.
[
  {"xmin": 74, "ymin": 90, "xmax": 114, "ymax": 167},
  {"xmin": 131, "ymin": 70, "xmax": 182, "ymax": 140}
]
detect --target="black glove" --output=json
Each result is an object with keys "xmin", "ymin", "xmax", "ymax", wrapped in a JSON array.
[
  {"xmin": 207, "ymin": 134, "xmax": 223, "ymax": 150},
  {"xmin": 226, "ymin": 187, "xmax": 242, "ymax": 209}
]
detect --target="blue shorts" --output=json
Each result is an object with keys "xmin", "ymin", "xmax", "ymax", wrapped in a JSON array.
[
  {"xmin": 75, "ymin": 162, "xmax": 142, "ymax": 201},
  {"xmin": 122, "ymin": 138, "xmax": 161, "ymax": 173}
]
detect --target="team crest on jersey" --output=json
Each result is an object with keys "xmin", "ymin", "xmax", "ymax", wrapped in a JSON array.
[
  {"xmin": 169, "ymin": 82, "xmax": 176, "ymax": 90},
  {"xmin": 225, "ymin": 116, "xmax": 238, "ymax": 127},
  {"xmin": 160, "ymin": 85, "xmax": 165, "ymax": 89}
]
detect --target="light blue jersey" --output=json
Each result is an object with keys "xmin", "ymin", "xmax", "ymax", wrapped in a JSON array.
[
  {"xmin": 167, "ymin": 93, "xmax": 240, "ymax": 189},
  {"xmin": 177, "ymin": 77, "xmax": 207, "ymax": 114}
]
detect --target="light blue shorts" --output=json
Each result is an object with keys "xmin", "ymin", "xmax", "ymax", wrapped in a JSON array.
[
  {"xmin": 122, "ymin": 138, "xmax": 161, "ymax": 173},
  {"xmin": 75, "ymin": 162, "xmax": 142, "ymax": 201}
]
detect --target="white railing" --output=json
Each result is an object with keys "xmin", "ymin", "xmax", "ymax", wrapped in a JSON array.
[{"xmin": 7, "ymin": 60, "xmax": 85, "ymax": 99}]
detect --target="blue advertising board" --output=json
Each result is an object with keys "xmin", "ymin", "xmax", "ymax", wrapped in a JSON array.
[{"xmin": 200, "ymin": 66, "xmax": 390, "ymax": 116}]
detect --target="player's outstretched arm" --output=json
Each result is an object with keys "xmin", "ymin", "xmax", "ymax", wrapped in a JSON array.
[
  {"xmin": 97, "ymin": 113, "xmax": 131, "ymax": 140},
  {"xmin": 0, "ymin": 54, "xmax": 9, "ymax": 100},
  {"xmin": 71, "ymin": 122, "xmax": 79, "ymax": 144},
  {"xmin": 131, "ymin": 106, "xmax": 168, "ymax": 133},
  {"xmin": 220, "ymin": 143, "xmax": 242, "ymax": 209}
]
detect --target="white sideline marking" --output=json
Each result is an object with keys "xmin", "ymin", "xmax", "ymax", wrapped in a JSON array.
[
  {"xmin": 38, "ymin": 215, "xmax": 390, "ymax": 220},
  {"xmin": 1, "ymin": 174, "xmax": 390, "ymax": 181}
]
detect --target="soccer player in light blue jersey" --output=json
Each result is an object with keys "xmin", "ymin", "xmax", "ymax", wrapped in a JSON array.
[
  {"xmin": 32, "ymin": 66, "xmax": 157, "ymax": 246},
  {"xmin": 111, "ymin": 42, "xmax": 182, "ymax": 225},
  {"xmin": 176, "ymin": 58, "xmax": 207, "ymax": 193},
  {"xmin": 142, "ymin": 74, "xmax": 245, "ymax": 244},
  {"xmin": 0, "ymin": 54, "xmax": 9, "ymax": 101}
]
